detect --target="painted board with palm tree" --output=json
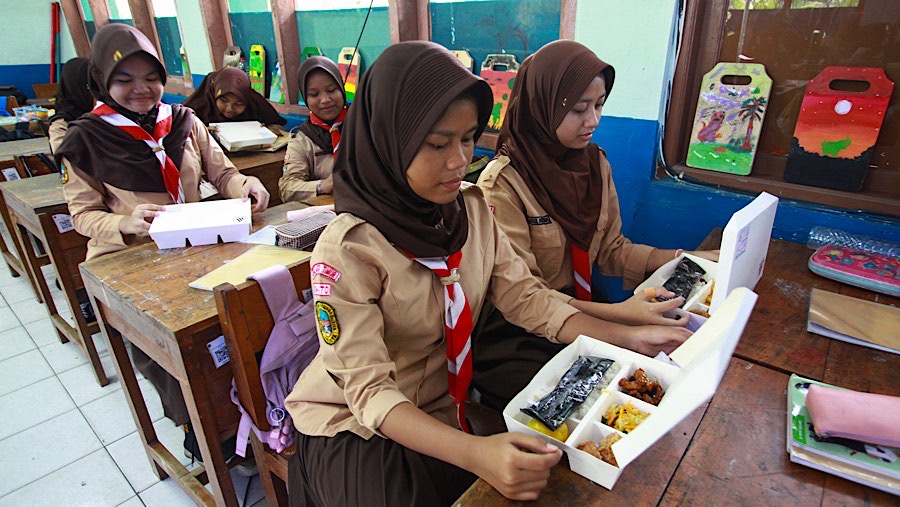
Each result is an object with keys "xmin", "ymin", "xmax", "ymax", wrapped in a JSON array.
[{"xmin": 686, "ymin": 62, "xmax": 772, "ymax": 175}]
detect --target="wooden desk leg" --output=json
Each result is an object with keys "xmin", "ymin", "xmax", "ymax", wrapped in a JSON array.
[
  {"xmin": 13, "ymin": 220, "xmax": 66, "ymax": 343},
  {"xmin": 0, "ymin": 193, "xmax": 41, "ymax": 302},
  {"xmin": 180, "ymin": 331, "xmax": 240, "ymax": 507},
  {"xmin": 92, "ymin": 296, "xmax": 168, "ymax": 481}
]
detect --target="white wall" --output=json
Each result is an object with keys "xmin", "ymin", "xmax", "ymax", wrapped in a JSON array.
[
  {"xmin": 0, "ymin": 0, "xmax": 77, "ymax": 65},
  {"xmin": 575, "ymin": 0, "xmax": 678, "ymax": 121}
]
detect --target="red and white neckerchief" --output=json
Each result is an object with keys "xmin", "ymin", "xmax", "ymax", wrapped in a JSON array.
[
  {"xmin": 410, "ymin": 250, "xmax": 474, "ymax": 433},
  {"xmin": 91, "ymin": 101, "xmax": 184, "ymax": 203},
  {"xmin": 571, "ymin": 245, "xmax": 592, "ymax": 301},
  {"xmin": 308, "ymin": 106, "xmax": 347, "ymax": 158}
]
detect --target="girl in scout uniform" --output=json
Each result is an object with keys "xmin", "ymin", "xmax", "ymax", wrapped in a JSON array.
[
  {"xmin": 284, "ymin": 41, "xmax": 691, "ymax": 506},
  {"xmin": 182, "ymin": 66, "xmax": 286, "ymax": 131},
  {"xmin": 48, "ymin": 57, "xmax": 95, "ymax": 153},
  {"xmin": 278, "ymin": 56, "xmax": 348, "ymax": 202},
  {"xmin": 55, "ymin": 23, "xmax": 269, "ymax": 458},
  {"xmin": 473, "ymin": 40, "xmax": 719, "ymax": 409}
]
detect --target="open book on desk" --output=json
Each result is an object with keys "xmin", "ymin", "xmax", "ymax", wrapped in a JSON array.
[{"xmin": 189, "ymin": 244, "xmax": 310, "ymax": 291}]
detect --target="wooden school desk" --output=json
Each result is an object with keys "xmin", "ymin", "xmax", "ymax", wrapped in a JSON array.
[
  {"xmin": 0, "ymin": 137, "xmax": 51, "ymax": 163},
  {"xmin": 227, "ymin": 150, "xmax": 286, "ymax": 207},
  {"xmin": 80, "ymin": 201, "xmax": 304, "ymax": 507},
  {"xmin": 455, "ymin": 234, "xmax": 899, "ymax": 506},
  {"xmin": 0, "ymin": 174, "xmax": 109, "ymax": 385}
]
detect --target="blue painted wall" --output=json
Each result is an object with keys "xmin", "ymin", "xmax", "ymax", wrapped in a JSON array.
[
  {"xmin": 0, "ymin": 65, "xmax": 50, "ymax": 100},
  {"xmin": 295, "ymin": 6, "xmax": 391, "ymax": 74},
  {"xmin": 229, "ymin": 12, "xmax": 277, "ymax": 96},
  {"xmin": 155, "ymin": 17, "xmax": 184, "ymax": 77}
]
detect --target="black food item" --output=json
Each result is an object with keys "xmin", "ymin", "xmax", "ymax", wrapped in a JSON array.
[
  {"xmin": 661, "ymin": 257, "xmax": 706, "ymax": 303},
  {"xmin": 521, "ymin": 356, "xmax": 615, "ymax": 431}
]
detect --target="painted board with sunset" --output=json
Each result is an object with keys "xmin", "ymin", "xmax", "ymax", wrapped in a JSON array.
[{"xmin": 784, "ymin": 66, "xmax": 894, "ymax": 192}]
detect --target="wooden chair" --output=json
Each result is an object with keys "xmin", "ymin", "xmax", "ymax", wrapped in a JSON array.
[
  {"xmin": 214, "ymin": 258, "xmax": 312, "ymax": 507},
  {"xmin": 32, "ymin": 83, "xmax": 58, "ymax": 99}
]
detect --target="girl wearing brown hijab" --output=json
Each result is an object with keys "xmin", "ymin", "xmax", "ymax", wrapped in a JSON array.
[
  {"xmin": 182, "ymin": 66, "xmax": 286, "ymax": 130},
  {"xmin": 48, "ymin": 57, "xmax": 95, "ymax": 152},
  {"xmin": 55, "ymin": 23, "xmax": 269, "ymax": 459},
  {"xmin": 278, "ymin": 56, "xmax": 348, "ymax": 202},
  {"xmin": 284, "ymin": 41, "xmax": 689, "ymax": 506},
  {"xmin": 474, "ymin": 40, "xmax": 717, "ymax": 409}
]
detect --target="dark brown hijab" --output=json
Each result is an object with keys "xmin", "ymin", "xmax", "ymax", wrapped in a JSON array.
[
  {"xmin": 55, "ymin": 23, "xmax": 193, "ymax": 194},
  {"xmin": 297, "ymin": 56, "xmax": 347, "ymax": 153},
  {"xmin": 182, "ymin": 67, "xmax": 286, "ymax": 125},
  {"xmin": 334, "ymin": 41, "xmax": 493, "ymax": 257},
  {"xmin": 49, "ymin": 57, "xmax": 93, "ymax": 123},
  {"xmin": 497, "ymin": 40, "xmax": 616, "ymax": 250}
]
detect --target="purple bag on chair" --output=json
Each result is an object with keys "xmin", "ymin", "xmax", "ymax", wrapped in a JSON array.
[{"xmin": 231, "ymin": 264, "xmax": 319, "ymax": 457}]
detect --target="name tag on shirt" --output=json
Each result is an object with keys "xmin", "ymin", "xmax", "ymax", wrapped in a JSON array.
[{"xmin": 527, "ymin": 215, "xmax": 553, "ymax": 226}]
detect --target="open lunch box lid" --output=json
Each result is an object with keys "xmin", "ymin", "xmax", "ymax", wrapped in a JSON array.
[
  {"xmin": 633, "ymin": 191, "xmax": 777, "ymax": 318},
  {"xmin": 503, "ymin": 287, "xmax": 758, "ymax": 488}
]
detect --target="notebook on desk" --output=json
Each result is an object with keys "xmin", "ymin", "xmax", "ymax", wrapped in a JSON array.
[{"xmin": 189, "ymin": 244, "xmax": 311, "ymax": 291}]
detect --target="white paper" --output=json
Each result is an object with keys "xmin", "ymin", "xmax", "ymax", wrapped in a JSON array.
[
  {"xmin": 52, "ymin": 213, "xmax": 75, "ymax": 234},
  {"xmin": 241, "ymin": 224, "xmax": 277, "ymax": 245},
  {"xmin": 207, "ymin": 335, "xmax": 230, "ymax": 368}
]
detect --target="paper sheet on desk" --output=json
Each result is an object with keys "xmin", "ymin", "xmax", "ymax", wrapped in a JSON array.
[
  {"xmin": 807, "ymin": 288, "xmax": 900, "ymax": 355},
  {"xmin": 242, "ymin": 225, "xmax": 277, "ymax": 245}
]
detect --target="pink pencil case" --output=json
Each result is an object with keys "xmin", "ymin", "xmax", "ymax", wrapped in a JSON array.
[
  {"xmin": 806, "ymin": 384, "xmax": 900, "ymax": 448},
  {"xmin": 808, "ymin": 245, "xmax": 900, "ymax": 297}
]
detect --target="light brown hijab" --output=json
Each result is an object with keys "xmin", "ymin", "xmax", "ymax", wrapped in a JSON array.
[
  {"xmin": 334, "ymin": 41, "xmax": 493, "ymax": 257},
  {"xmin": 497, "ymin": 40, "xmax": 616, "ymax": 250}
]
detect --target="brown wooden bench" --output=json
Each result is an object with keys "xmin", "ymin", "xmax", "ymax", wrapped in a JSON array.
[{"xmin": 214, "ymin": 258, "xmax": 312, "ymax": 507}]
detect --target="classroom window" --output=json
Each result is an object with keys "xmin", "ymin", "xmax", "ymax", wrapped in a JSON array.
[
  {"xmin": 80, "ymin": 0, "xmax": 97, "ymax": 40},
  {"xmin": 228, "ymin": 0, "xmax": 278, "ymax": 98},
  {"xmin": 106, "ymin": 0, "xmax": 134, "ymax": 25},
  {"xmin": 293, "ymin": 0, "xmax": 391, "ymax": 102},
  {"xmin": 429, "ymin": 0, "xmax": 560, "ymax": 74},
  {"xmin": 663, "ymin": 0, "xmax": 899, "ymax": 216},
  {"xmin": 150, "ymin": 0, "xmax": 187, "ymax": 77}
]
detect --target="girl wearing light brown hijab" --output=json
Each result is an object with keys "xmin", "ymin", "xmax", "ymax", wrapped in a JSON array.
[
  {"xmin": 278, "ymin": 56, "xmax": 348, "ymax": 202},
  {"xmin": 284, "ymin": 41, "xmax": 690, "ymax": 506},
  {"xmin": 182, "ymin": 66, "xmax": 286, "ymax": 130},
  {"xmin": 474, "ymin": 40, "xmax": 717, "ymax": 409},
  {"xmin": 56, "ymin": 23, "xmax": 269, "ymax": 461}
]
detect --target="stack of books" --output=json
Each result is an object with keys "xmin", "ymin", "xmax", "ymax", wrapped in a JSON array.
[{"xmin": 786, "ymin": 374, "xmax": 899, "ymax": 495}]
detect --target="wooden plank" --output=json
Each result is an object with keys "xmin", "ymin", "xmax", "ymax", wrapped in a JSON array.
[
  {"xmin": 388, "ymin": 0, "xmax": 426, "ymax": 43},
  {"xmin": 87, "ymin": 0, "xmax": 110, "ymax": 29},
  {"xmin": 60, "ymin": 0, "xmax": 92, "ymax": 56},
  {"xmin": 560, "ymin": 0, "xmax": 577, "ymax": 40},
  {"xmin": 127, "ymin": 0, "xmax": 162, "ymax": 58},
  {"xmin": 201, "ymin": 0, "xmax": 233, "ymax": 71},
  {"xmin": 270, "ymin": 0, "xmax": 301, "ymax": 106}
]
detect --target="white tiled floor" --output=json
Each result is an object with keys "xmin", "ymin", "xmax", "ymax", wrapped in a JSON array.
[{"xmin": 0, "ymin": 222, "xmax": 267, "ymax": 506}]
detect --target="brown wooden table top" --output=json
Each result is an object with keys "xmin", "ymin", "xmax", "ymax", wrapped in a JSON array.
[
  {"xmin": 226, "ymin": 149, "xmax": 285, "ymax": 172},
  {"xmin": 301, "ymin": 194, "xmax": 335, "ymax": 207},
  {"xmin": 0, "ymin": 173, "xmax": 64, "ymax": 220},
  {"xmin": 79, "ymin": 201, "xmax": 303, "ymax": 347},
  {"xmin": 0, "ymin": 137, "xmax": 51, "ymax": 162},
  {"xmin": 457, "ymin": 232, "xmax": 900, "ymax": 504}
]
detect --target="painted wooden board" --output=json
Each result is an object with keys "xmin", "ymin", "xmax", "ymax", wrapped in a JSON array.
[
  {"xmin": 249, "ymin": 44, "xmax": 266, "ymax": 96},
  {"xmin": 337, "ymin": 47, "xmax": 361, "ymax": 102},
  {"xmin": 301, "ymin": 47, "xmax": 323, "ymax": 61},
  {"xmin": 451, "ymin": 50, "xmax": 475, "ymax": 73},
  {"xmin": 784, "ymin": 66, "xmax": 894, "ymax": 192},
  {"xmin": 480, "ymin": 54, "xmax": 519, "ymax": 131},
  {"xmin": 686, "ymin": 62, "xmax": 771, "ymax": 176}
]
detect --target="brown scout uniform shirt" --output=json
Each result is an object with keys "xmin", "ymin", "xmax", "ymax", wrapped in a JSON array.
[
  {"xmin": 477, "ymin": 154, "xmax": 656, "ymax": 291},
  {"xmin": 285, "ymin": 186, "xmax": 579, "ymax": 439},
  {"xmin": 61, "ymin": 116, "xmax": 250, "ymax": 260},
  {"xmin": 48, "ymin": 119, "xmax": 69, "ymax": 154},
  {"xmin": 278, "ymin": 131, "xmax": 336, "ymax": 203}
]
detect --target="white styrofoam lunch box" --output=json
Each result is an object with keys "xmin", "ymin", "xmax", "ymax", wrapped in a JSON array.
[
  {"xmin": 148, "ymin": 198, "xmax": 251, "ymax": 249},
  {"xmin": 634, "ymin": 191, "xmax": 778, "ymax": 318},
  {"xmin": 504, "ymin": 287, "xmax": 758, "ymax": 489}
]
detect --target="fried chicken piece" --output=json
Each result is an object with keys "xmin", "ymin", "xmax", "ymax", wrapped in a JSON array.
[{"xmin": 577, "ymin": 433, "xmax": 622, "ymax": 467}]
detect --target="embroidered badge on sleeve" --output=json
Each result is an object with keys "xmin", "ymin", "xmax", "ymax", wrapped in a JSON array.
[
  {"xmin": 316, "ymin": 301, "xmax": 340, "ymax": 345},
  {"xmin": 311, "ymin": 262, "xmax": 342, "ymax": 282}
]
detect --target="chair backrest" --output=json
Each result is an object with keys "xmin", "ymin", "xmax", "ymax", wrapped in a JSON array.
[
  {"xmin": 3, "ymin": 95, "xmax": 19, "ymax": 114},
  {"xmin": 214, "ymin": 259, "xmax": 312, "ymax": 435},
  {"xmin": 32, "ymin": 83, "xmax": 58, "ymax": 99}
]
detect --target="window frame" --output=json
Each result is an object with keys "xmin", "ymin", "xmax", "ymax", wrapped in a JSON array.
[{"xmin": 662, "ymin": 0, "xmax": 899, "ymax": 217}]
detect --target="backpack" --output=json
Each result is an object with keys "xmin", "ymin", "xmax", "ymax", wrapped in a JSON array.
[{"xmin": 230, "ymin": 264, "xmax": 320, "ymax": 457}]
